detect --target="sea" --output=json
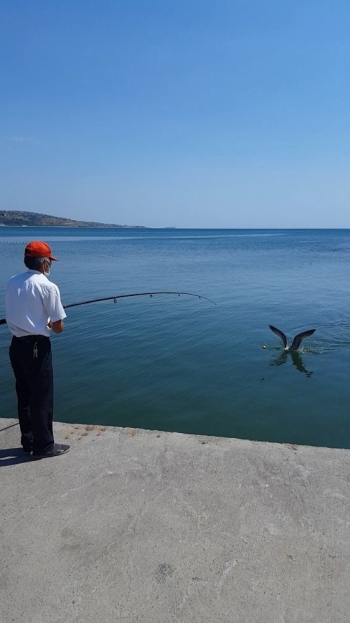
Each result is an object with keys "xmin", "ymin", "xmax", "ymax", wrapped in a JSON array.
[{"xmin": 1, "ymin": 227, "xmax": 350, "ymax": 449}]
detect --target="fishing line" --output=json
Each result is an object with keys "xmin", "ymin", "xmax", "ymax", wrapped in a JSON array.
[
  {"xmin": 0, "ymin": 291, "xmax": 216, "ymax": 326},
  {"xmin": 0, "ymin": 421, "xmax": 19, "ymax": 433}
]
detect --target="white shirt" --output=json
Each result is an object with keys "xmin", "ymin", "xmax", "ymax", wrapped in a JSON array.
[{"xmin": 5, "ymin": 270, "xmax": 67, "ymax": 337}]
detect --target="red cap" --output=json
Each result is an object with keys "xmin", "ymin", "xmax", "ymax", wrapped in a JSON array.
[{"xmin": 24, "ymin": 241, "xmax": 58, "ymax": 261}]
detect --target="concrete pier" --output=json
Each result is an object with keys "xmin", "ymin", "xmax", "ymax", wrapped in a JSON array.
[{"xmin": 1, "ymin": 417, "xmax": 350, "ymax": 623}]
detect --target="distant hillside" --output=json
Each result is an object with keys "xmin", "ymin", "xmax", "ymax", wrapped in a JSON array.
[{"xmin": 0, "ymin": 211, "xmax": 145, "ymax": 228}]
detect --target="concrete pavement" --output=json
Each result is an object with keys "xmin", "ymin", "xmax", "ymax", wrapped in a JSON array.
[{"xmin": 1, "ymin": 417, "xmax": 350, "ymax": 623}]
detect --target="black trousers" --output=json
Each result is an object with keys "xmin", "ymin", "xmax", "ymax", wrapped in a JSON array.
[{"xmin": 9, "ymin": 336, "xmax": 55, "ymax": 454}]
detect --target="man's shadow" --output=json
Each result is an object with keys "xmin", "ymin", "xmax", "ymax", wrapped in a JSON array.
[
  {"xmin": 270, "ymin": 351, "xmax": 313, "ymax": 377},
  {"xmin": 0, "ymin": 447, "xmax": 32, "ymax": 467}
]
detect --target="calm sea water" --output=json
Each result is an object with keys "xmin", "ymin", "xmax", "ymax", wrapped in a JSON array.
[{"xmin": 1, "ymin": 228, "xmax": 350, "ymax": 449}]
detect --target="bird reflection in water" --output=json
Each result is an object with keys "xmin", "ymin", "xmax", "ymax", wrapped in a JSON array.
[{"xmin": 270, "ymin": 351, "xmax": 313, "ymax": 377}]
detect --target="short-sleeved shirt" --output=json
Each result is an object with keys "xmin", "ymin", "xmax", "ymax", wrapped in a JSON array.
[{"xmin": 5, "ymin": 270, "xmax": 67, "ymax": 337}]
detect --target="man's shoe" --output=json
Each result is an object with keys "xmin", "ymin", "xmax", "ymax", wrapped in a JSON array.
[
  {"xmin": 32, "ymin": 443, "xmax": 70, "ymax": 460},
  {"xmin": 23, "ymin": 448, "xmax": 33, "ymax": 455}
]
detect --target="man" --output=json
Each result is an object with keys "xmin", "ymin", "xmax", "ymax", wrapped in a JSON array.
[{"xmin": 5, "ymin": 241, "xmax": 70, "ymax": 459}]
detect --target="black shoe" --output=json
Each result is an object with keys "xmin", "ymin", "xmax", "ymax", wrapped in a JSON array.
[
  {"xmin": 23, "ymin": 447, "xmax": 33, "ymax": 455},
  {"xmin": 32, "ymin": 443, "xmax": 70, "ymax": 460}
]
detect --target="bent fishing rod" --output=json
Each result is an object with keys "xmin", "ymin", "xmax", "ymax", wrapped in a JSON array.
[{"xmin": 0, "ymin": 291, "xmax": 216, "ymax": 326}]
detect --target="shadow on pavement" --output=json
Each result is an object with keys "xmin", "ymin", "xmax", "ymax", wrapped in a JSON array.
[{"xmin": 0, "ymin": 447, "xmax": 32, "ymax": 467}]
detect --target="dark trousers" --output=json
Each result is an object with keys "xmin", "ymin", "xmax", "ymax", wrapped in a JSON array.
[{"xmin": 9, "ymin": 336, "xmax": 55, "ymax": 454}]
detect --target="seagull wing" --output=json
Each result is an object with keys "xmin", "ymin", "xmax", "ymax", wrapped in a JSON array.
[
  {"xmin": 269, "ymin": 325, "xmax": 288, "ymax": 349},
  {"xmin": 289, "ymin": 329, "xmax": 316, "ymax": 351}
]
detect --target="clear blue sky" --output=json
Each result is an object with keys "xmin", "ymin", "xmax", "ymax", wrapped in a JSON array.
[{"xmin": 1, "ymin": 1, "xmax": 349, "ymax": 227}]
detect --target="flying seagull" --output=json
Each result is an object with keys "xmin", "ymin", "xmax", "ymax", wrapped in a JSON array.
[{"xmin": 269, "ymin": 325, "xmax": 316, "ymax": 351}]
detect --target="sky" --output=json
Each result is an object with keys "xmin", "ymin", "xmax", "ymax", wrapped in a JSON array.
[{"xmin": 1, "ymin": 0, "xmax": 350, "ymax": 228}]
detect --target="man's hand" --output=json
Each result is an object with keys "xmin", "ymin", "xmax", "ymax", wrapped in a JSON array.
[{"xmin": 48, "ymin": 320, "xmax": 64, "ymax": 334}]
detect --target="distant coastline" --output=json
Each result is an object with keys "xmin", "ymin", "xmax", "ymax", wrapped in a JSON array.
[{"xmin": 0, "ymin": 210, "xmax": 147, "ymax": 228}]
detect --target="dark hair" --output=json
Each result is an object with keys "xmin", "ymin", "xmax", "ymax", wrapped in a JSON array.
[{"xmin": 24, "ymin": 256, "xmax": 50, "ymax": 270}]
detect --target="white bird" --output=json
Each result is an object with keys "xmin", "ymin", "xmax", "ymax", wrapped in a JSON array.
[{"xmin": 269, "ymin": 325, "xmax": 316, "ymax": 351}]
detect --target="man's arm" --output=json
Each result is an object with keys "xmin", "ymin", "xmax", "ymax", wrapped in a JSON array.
[{"xmin": 43, "ymin": 284, "xmax": 66, "ymax": 334}]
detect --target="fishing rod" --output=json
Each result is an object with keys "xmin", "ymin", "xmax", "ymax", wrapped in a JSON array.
[{"xmin": 0, "ymin": 291, "xmax": 216, "ymax": 325}]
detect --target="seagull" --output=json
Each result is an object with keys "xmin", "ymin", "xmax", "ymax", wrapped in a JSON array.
[{"xmin": 269, "ymin": 325, "xmax": 316, "ymax": 351}]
